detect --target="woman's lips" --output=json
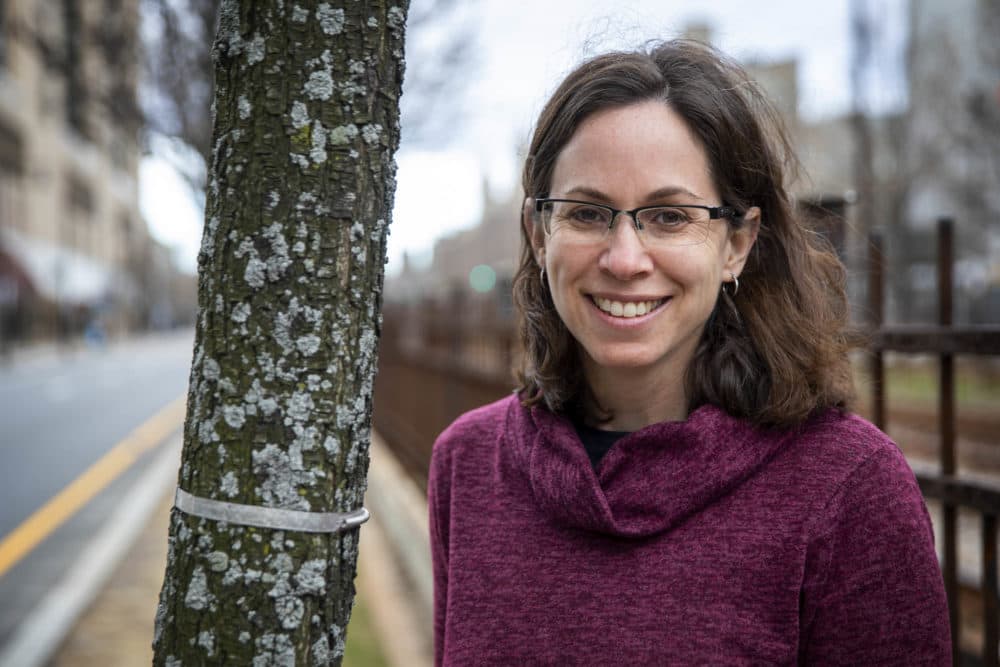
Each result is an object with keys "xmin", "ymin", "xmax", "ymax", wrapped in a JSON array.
[{"xmin": 590, "ymin": 295, "xmax": 668, "ymax": 319}]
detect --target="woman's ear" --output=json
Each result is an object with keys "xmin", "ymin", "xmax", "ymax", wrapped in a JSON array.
[
  {"xmin": 725, "ymin": 206, "xmax": 760, "ymax": 276},
  {"xmin": 522, "ymin": 197, "xmax": 547, "ymax": 263}
]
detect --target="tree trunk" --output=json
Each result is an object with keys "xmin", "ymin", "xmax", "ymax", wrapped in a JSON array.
[{"xmin": 152, "ymin": 1, "xmax": 408, "ymax": 664}]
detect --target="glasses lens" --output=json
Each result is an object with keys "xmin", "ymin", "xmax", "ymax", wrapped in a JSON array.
[
  {"xmin": 637, "ymin": 206, "xmax": 712, "ymax": 246},
  {"xmin": 543, "ymin": 201, "xmax": 612, "ymax": 237}
]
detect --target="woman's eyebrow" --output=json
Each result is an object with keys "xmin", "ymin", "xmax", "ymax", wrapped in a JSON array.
[
  {"xmin": 563, "ymin": 185, "xmax": 613, "ymax": 201},
  {"xmin": 562, "ymin": 185, "xmax": 707, "ymax": 203},
  {"xmin": 645, "ymin": 186, "xmax": 706, "ymax": 202}
]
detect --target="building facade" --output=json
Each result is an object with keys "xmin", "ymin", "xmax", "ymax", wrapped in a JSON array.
[
  {"xmin": 902, "ymin": 0, "xmax": 1000, "ymax": 323},
  {"xmin": 0, "ymin": 0, "xmax": 179, "ymax": 345}
]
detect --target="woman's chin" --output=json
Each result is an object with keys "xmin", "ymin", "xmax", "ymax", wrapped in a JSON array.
[{"xmin": 582, "ymin": 348, "xmax": 667, "ymax": 374}]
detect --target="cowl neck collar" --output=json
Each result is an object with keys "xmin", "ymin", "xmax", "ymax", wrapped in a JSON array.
[{"xmin": 507, "ymin": 401, "xmax": 794, "ymax": 539}]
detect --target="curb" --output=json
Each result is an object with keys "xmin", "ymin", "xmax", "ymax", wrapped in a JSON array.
[
  {"xmin": 359, "ymin": 433, "xmax": 435, "ymax": 666},
  {"xmin": 367, "ymin": 432, "xmax": 433, "ymax": 617}
]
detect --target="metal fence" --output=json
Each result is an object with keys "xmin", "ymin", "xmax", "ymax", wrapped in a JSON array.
[
  {"xmin": 868, "ymin": 218, "xmax": 1000, "ymax": 666},
  {"xmin": 374, "ymin": 295, "xmax": 515, "ymax": 491}
]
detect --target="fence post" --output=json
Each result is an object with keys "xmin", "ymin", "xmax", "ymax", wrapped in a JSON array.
[
  {"xmin": 984, "ymin": 513, "xmax": 998, "ymax": 666},
  {"xmin": 867, "ymin": 230, "xmax": 885, "ymax": 429},
  {"xmin": 937, "ymin": 217, "xmax": 960, "ymax": 663},
  {"xmin": 938, "ymin": 218, "xmax": 956, "ymax": 474}
]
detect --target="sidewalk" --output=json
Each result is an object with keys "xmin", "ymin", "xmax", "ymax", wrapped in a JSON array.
[
  {"xmin": 45, "ymin": 434, "xmax": 432, "ymax": 667},
  {"xmin": 48, "ymin": 487, "xmax": 172, "ymax": 666}
]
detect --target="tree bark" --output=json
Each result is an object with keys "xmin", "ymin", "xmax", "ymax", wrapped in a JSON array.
[{"xmin": 152, "ymin": 1, "xmax": 408, "ymax": 664}]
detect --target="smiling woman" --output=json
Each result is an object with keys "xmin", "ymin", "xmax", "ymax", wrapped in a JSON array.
[
  {"xmin": 527, "ymin": 100, "xmax": 757, "ymax": 429},
  {"xmin": 428, "ymin": 40, "xmax": 951, "ymax": 665}
]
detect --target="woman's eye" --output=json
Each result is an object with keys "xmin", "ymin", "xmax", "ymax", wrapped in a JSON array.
[
  {"xmin": 648, "ymin": 208, "xmax": 689, "ymax": 226},
  {"xmin": 570, "ymin": 206, "xmax": 608, "ymax": 224}
]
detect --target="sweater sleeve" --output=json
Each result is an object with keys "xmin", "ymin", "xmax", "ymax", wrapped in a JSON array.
[
  {"xmin": 798, "ymin": 445, "xmax": 952, "ymax": 665},
  {"xmin": 428, "ymin": 433, "xmax": 452, "ymax": 667}
]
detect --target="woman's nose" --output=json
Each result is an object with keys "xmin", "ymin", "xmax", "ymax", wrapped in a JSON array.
[{"xmin": 599, "ymin": 213, "xmax": 654, "ymax": 280}]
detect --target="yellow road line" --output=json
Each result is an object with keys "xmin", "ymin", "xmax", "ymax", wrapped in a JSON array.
[{"xmin": 0, "ymin": 394, "xmax": 187, "ymax": 578}]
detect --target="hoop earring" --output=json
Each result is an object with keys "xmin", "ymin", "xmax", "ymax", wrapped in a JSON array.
[
  {"xmin": 722, "ymin": 272, "xmax": 740, "ymax": 297},
  {"xmin": 540, "ymin": 266, "xmax": 547, "ymax": 288}
]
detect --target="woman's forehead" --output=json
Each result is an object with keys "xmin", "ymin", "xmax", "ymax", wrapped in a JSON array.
[{"xmin": 549, "ymin": 101, "xmax": 718, "ymax": 203}]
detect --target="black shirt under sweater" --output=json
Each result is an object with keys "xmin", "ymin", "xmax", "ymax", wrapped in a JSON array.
[{"xmin": 573, "ymin": 422, "xmax": 631, "ymax": 468}]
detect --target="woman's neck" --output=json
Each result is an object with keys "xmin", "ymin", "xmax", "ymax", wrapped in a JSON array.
[{"xmin": 581, "ymin": 360, "xmax": 689, "ymax": 432}]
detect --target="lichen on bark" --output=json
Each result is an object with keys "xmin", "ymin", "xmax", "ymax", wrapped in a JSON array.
[{"xmin": 153, "ymin": 1, "xmax": 408, "ymax": 664}]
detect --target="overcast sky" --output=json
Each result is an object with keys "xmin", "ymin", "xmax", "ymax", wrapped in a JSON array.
[{"xmin": 140, "ymin": 0, "xmax": 908, "ymax": 276}]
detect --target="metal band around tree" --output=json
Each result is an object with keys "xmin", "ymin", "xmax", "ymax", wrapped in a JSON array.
[{"xmin": 173, "ymin": 487, "xmax": 370, "ymax": 533}]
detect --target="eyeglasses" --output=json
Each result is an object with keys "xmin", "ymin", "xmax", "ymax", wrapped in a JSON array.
[{"xmin": 534, "ymin": 197, "xmax": 741, "ymax": 247}]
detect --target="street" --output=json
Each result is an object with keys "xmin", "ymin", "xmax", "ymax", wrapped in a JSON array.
[{"xmin": 0, "ymin": 329, "xmax": 193, "ymax": 651}]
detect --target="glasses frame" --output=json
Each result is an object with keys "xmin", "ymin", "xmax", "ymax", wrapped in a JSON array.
[{"xmin": 534, "ymin": 197, "xmax": 741, "ymax": 237}]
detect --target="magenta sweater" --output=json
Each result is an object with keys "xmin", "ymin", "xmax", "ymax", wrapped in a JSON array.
[{"xmin": 428, "ymin": 396, "xmax": 951, "ymax": 665}]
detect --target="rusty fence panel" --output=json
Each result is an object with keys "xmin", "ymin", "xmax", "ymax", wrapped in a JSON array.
[
  {"xmin": 869, "ymin": 218, "xmax": 1000, "ymax": 665},
  {"xmin": 373, "ymin": 296, "xmax": 514, "ymax": 492}
]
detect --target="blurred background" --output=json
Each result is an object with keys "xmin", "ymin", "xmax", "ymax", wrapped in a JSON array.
[{"xmin": 0, "ymin": 0, "xmax": 998, "ymax": 665}]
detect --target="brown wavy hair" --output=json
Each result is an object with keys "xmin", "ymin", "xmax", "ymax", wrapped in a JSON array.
[{"xmin": 513, "ymin": 39, "xmax": 854, "ymax": 428}]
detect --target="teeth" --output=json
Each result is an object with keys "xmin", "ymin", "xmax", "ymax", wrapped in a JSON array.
[{"xmin": 595, "ymin": 297, "xmax": 664, "ymax": 318}]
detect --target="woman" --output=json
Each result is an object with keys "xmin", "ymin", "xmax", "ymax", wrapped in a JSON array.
[{"xmin": 428, "ymin": 40, "xmax": 950, "ymax": 665}]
